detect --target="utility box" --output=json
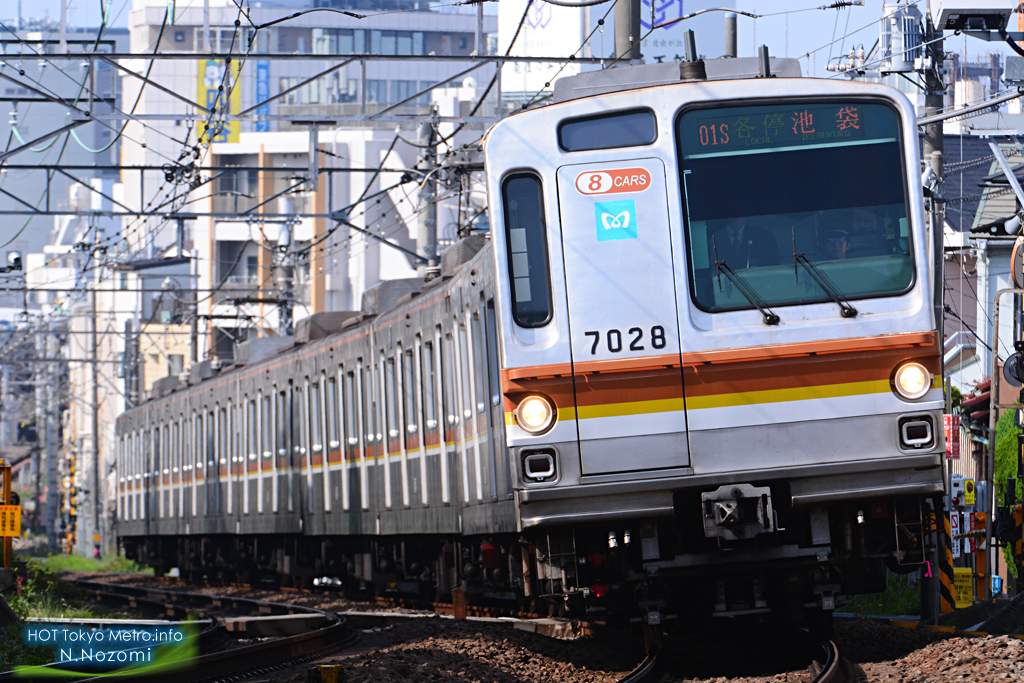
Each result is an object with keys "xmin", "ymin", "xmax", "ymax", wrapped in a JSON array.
[
  {"xmin": 933, "ymin": 2, "xmax": 1012, "ymax": 32},
  {"xmin": 950, "ymin": 475, "xmax": 965, "ymax": 509}
]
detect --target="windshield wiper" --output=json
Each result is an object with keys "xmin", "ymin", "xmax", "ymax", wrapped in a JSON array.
[
  {"xmin": 791, "ymin": 229, "xmax": 857, "ymax": 318},
  {"xmin": 712, "ymin": 236, "xmax": 781, "ymax": 326}
]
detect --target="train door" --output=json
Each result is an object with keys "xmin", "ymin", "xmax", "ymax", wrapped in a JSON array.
[
  {"xmin": 555, "ymin": 159, "xmax": 690, "ymax": 474},
  {"xmin": 483, "ymin": 300, "xmax": 511, "ymax": 498}
]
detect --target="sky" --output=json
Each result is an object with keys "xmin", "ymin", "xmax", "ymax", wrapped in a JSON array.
[{"xmin": 7, "ymin": 0, "xmax": 1024, "ymax": 81}]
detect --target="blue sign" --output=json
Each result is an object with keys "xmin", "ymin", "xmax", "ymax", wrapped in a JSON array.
[
  {"xmin": 255, "ymin": 60, "xmax": 270, "ymax": 132},
  {"xmin": 595, "ymin": 199, "xmax": 638, "ymax": 241}
]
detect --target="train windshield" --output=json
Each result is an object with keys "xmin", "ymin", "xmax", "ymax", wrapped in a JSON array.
[{"xmin": 677, "ymin": 101, "xmax": 912, "ymax": 313}]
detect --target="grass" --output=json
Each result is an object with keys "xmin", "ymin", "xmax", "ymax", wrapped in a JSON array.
[
  {"xmin": 41, "ymin": 554, "xmax": 152, "ymax": 575},
  {"xmin": 0, "ymin": 559, "xmax": 119, "ymax": 670},
  {"xmin": 837, "ymin": 571, "xmax": 921, "ymax": 616}
]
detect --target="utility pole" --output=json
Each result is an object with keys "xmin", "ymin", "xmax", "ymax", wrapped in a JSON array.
[
  {"xmin": 725, "ymin": 13, "xmax": 738, "ymax": 58},
  {"xmin": 45, "ymin": 339, "xmax": 58, "ymax": 553},
  {"xmin": 417, "ymin": 118, "xmax": 440, "ymax": 279},
  {"xmin": 91, "ymin": 284, "xmax": 102, "ymax": 559},
  {"xmin": 922, "ymin": 0, "xmax": 946, "ymax": 616},
  {"xmin": 277, "ymin": 222, "xmax": 295, "ymax": 336},
  {"xmin": 614, "ymin": 0, "xmax": 642, "ymax": 63},
  {"xmin": 33, "ymin": 332, "xmax": 46, "ymax": 543}
]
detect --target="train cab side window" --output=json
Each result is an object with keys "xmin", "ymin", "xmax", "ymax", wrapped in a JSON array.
[
  {"xmin": 557, "ymin": 109, "xmax": 657, "ymax": 152},
  {"xmin": 501, "ymin": 174, "xmax": 552, "ymax": 328}
]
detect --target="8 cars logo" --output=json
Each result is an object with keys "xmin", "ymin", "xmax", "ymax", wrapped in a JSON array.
[{"xmin": 575, "ymin": 167, "xmax": 652, "ymax": 195}]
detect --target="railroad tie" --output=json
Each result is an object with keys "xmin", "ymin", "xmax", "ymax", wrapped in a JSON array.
[{"xmin": 939, "ymin": 512, "xmax": 955, "ymax": 613}]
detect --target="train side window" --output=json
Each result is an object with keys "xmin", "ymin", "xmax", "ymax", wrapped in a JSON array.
[
  {"xmin": 293, "ymin": 384, "xmax": 306, "ymax": 458},
  {"xmin": 485, "ymin": 301, "xmax": 502, "ymax": 408},
  {"xmin": 206, "ymin": 410, "xmax": 215, "ymax": 515},
  {"xmin": 403, "ymin": 349, "xmax": 418, "ymax": 437},
  {"xmin": 276, "ymin": 391, "xmax": 288, "ymax": 460},
  {"xmin": 220, "ymin": 406, "xmax": 228, "ymax": 514},
  {"xmin": 557, "ymin": 108, "xmax": 657, "ymax": 152},
  {"xmin": 458, "ymin": 324, "xmax": 473, "ymax": 422},
  {"xmin": 501, "ymin": 174, "xmax": 552, "ymax": 328},
  {"xmin": 421, "ymin": 339, "xmax": 437, "ymax": 431},
  {"xmin": 365, "ymin": 365, "xmax": 379, "ymax": 446},
  {"xmin": 310, "ymin": 380, "xmax": 323, "ymax": 454},
  {"xmin": 344, "ymin": 371, "xmax": 358, "ymax": 447},
  {"xmin": 385, "ymin": 358, "xmax": 399, "ymax": 442},
  {"xmin": 248, "ymin": 399, "xmax": 257, "ymax": 464},
  {"xmin": 261, "ymin": 395, "xmax": 272, "ymax": 461},
  {"xmin": 471, "ymin": 314, "xmax": 486, "ymax": 415},
  {"xmin": 326, "ymin": 377, "xmax": 340, "ymax": 450},
  {"xmin": 442, "ymin": 333, "xmax": 457, "ymax": 430}
]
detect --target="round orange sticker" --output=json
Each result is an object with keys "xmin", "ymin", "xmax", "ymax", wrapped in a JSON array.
[{"xmin": 575, "ymin": 168, "xmax": 652, "ymax": 195}]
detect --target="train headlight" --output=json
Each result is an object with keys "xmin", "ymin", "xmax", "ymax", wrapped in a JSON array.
[
  {"xmin": 893, "ymin": 362, "xmax": 931, "ymax": 400},
  {"xmin": 515, "ymin": 395, "xmax": 555, "ymax": 434}
]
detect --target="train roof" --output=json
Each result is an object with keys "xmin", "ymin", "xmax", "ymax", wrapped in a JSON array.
[
  {"xmin": 135, "ymin": 234, "xmax": 491, "ymax": 410},
  {"xmin": 552, "ymin": 56, "xmax": 803, "ymax": 103}
]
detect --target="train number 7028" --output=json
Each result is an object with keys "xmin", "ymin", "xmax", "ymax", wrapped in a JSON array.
[{"xmin": 584, "ymin": 326, "xmax": 666, "ymax": 355}]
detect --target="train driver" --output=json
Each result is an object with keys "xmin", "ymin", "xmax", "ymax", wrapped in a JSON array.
[
  {"xmin": 710, "ymin": 216, "xmax": 780, "ymax": 270},
  {"xmin": 819, "ymin": 229, "xmax": 850, "ymax": 260}
]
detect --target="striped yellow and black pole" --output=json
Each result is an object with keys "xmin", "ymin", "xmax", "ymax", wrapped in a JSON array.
[{"xmin": 939, "ymin": 510, "xmax": 955, "ymax": 613}]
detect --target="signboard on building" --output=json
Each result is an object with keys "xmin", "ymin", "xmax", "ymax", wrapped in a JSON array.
[
  {"xmin": 499, "ymin": 0, "xmax": 583, "ymax": 93},
  {"xmin": 255, "ymin": 61, "xmax": 270, "ymax": 133},
  {"xmin": 944, "ymin": 413, "xmax": 960, "ymax": 459},
  {"xmin": 640, "ymin": 0, "xmax": 732, "ymax": 62},
  {"xmin": 198, "ymin": 60, "xmax": 242, "ymax": 143}
]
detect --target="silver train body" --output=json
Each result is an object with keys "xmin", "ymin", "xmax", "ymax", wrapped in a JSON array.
[{"xmin": 117, "ymin": 59, "xmax": 944, "ymax": 625}]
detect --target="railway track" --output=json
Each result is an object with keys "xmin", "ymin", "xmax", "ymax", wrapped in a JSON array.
[
  {"xmin": 617, "ymin": 637, "xmax": 852, "ymax": 683},
  {"xmin": 1, "ymin": 580, "xmax": 357, "ymax": 683}
]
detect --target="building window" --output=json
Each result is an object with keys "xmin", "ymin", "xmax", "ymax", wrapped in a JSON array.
[
  {"xmin": 366, "ymin": 80, "xmax": 387, "ymax": 103},
  {"xmin": 174, "ymin": 31, "xmax": 185, "ymax": 43},
  {"xmin": 390, "ymin": 80, "xmax": 418, "ymax": 105},
  {"xmin": 247, "ymin": 256, "xmax": 258, "ymax": 282}
]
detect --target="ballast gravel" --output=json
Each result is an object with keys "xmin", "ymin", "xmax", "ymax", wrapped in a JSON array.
[
  {"xmin": 68, "ymin": 574, "xmax": 1024, "ymax": 682},
  {"xmin": 670, "ymin": 619, "xmax": 1024, "ymax": 683}
]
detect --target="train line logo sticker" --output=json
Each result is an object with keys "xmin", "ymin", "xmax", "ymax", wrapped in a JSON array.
[
  {"xmin": 595, "ymin": 200, "xmax": 638, "ymax": 241},
  {"xmin": 575, "ymin": 168, "xmax": 652, "ymax": 195}
]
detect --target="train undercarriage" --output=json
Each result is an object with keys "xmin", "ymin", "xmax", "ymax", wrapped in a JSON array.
[{"xmin": 121, "ymin": 492, "xmax": 929, "ymax": 634}]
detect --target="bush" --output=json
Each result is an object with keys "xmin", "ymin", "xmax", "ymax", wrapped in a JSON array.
[
  {"xmin": 993, "ymin": 407, "xmax": 1022, "ymax": 578},
  {"xmin": 837, "ymin": 571, "xmax": 921, "ymax": 616},
  {"xmin": 42, "ymin": 554, "xmax": 151, "ymax": 575}
]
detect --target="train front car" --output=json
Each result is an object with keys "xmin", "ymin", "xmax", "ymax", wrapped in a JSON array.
[{"xmin": 484, "ymin": 63, "xmax": 943, "ymax": 629}]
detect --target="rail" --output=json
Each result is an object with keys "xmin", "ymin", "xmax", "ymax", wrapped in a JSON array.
[
  {"xmin": 0, "ymin": 580, "xmax": 357, "ymax": 683},
  {"xmin": 812, "ymin": 640, "xmax": 843, "ymax": 683}
]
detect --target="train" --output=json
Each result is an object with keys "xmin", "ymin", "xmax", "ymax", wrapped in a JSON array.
[{"xmin": 116, "ymin": 55, "xmax": 945, "ymax": 632}]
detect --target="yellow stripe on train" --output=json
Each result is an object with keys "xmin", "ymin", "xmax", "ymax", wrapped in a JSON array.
[{"xmin": 505, "ymin": 379, "xmax": 895, "ymax": 425}]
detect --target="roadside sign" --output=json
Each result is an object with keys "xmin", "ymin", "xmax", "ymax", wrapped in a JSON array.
[
  {"xmin": 0, "ymin": 506, "xmax": 21, "ymax": 537},
  {"xmin": 951, "ymin": 512, "xmax": 961, "ymax": 559},
  {"xmin": 954, "ymin": 567, "xmax": 973, "ymax": 609},
  {"xmin": 965, "ymin": 479, "xmax": 976, "ymax": 506}
]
